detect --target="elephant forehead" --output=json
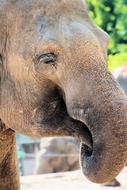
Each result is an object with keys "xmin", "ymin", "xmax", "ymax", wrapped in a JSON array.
[{"xmin": 2, "ymin": 0, "xmax": 87, "ymax": 17}]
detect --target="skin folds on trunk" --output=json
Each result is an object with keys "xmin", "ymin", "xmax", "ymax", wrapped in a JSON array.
[{"xmin": 63, "ymin": 66, "xmax": 127, "ymax": 183}]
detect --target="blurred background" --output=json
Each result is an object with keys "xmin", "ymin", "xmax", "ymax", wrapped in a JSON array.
[
  {"xmin": 88, "ymin": 0, "xmax": 127, "ymax": 70},
  {"xmin": 16, "ymin": 0, "xmax": 127, "ymax": 177}
]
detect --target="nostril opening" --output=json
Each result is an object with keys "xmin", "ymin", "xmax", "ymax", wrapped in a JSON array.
[{"xmin": 81, "ymin": 144, "xmax": 93, "ymax": 158}]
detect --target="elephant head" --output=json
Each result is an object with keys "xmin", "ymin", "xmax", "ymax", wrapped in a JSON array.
[{"xmin": 0, "ymin": 0, "xmax": 127, "ymax": 183}]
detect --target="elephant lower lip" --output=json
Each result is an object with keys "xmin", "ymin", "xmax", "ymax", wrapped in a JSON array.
[
  {"xmin": 66, "ymin": 116, "xmax": 94, "ymax": 163},
  {"xmin": 67, "ymin": 119, "xmax": 93, "ymax": 150},
  {"xmin": 32, "ymin": 87, "xmax": 93, "ymax": 151}
]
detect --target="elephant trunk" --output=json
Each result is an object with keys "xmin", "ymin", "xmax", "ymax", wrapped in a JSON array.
[
  {"xmin": 62, "ymin": 67, "xmax": 127, "ymax": 183},
  {"xmin": 79, "ymin": 99, "xmax": 127, "ymax": 183}
]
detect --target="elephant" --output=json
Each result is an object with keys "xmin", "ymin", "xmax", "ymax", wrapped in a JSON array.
[{"xmin": 0, "ymin": 0, "xmax": 127, "ymax": 190}]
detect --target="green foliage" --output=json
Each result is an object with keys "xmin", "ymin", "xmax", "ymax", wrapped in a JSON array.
[
  {"xmin": 87, "ymin": 0, "xmax": 127, "ymax": 55},
  {"xmin": 108, "ymin": 52, "xmax": 127, "ymax": 71}
]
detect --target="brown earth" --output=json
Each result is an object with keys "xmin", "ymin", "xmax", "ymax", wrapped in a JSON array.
[{"xmin": 21, "ymin": 167, "xmax": 127, "ymax": 190}]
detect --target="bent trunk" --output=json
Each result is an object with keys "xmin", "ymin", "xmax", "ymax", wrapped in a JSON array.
[
  {"xmin": 80, "ymin": 97, "xmax": 127, "ymax": 183},
  {"xmin": 62, "ymin": 65, "xmax": 127, "ymax": 183}
]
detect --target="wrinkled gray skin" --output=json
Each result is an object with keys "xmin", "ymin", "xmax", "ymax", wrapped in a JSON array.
[
  {"xmin": 105, "ymin": 65, "xmax": 127, "ymax": 187},
  {"xmin": 106, "ymin": 64, "xmax": 127, "ymax": 187},
  {"xmin": 0, "ymin": 1, "xmax": 127, "ymax": 190}
]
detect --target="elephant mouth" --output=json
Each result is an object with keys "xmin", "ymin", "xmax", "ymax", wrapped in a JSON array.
[
  {"xmin": 33, "ymin": 87, "xmax": 93, "ymax": 160},
  {"xmin": 32, "ymin": 86, "xmax": 127, "ymax": 183}
]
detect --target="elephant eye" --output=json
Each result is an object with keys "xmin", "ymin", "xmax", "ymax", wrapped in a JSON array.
[{"xmin": 36, "ymin": 53, "xmax": 57, "ymax": 65}]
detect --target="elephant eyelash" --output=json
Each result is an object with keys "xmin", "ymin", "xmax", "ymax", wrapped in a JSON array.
[{"xmin": 34, "ymin": 53, "xmax": 57, "ymax": 65}]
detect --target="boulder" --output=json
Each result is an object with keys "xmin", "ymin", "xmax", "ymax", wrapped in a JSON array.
[{"xmin": 35, "ymin": 137, "xmax": 80, "ymax": 174}]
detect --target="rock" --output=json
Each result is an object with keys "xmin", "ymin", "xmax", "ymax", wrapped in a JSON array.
[
  {"xmin": 35, "ymin": 137, "xmax": 80, "ymax": 174},
  {"xmin": 67, "ymin": 154, "xmax": 79, "ymax": 166}
]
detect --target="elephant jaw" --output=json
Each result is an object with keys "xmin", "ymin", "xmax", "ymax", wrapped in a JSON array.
[{"xmin": 32, "ymin": 87, "xmax": 127, "ymax": 184}]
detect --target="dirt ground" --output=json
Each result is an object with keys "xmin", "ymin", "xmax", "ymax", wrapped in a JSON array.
[{"xmin": 21, "ymin": 167, "xmax": 127, "ymax": 190}]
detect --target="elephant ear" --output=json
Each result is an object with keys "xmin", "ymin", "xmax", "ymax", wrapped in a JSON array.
[
  {"xmin": 0, "ymin": 17, "xmax": 7, "ymax": 101},
  {"xmin": 0, "ymin": 12, "xmax": 7, "ymax": 82}
]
